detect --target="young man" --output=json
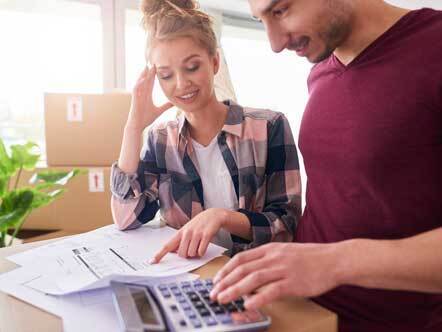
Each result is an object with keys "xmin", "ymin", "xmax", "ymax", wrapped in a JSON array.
[{"xmin": 210, "ymin": 0, "xmax": 442, "ymax": 330}]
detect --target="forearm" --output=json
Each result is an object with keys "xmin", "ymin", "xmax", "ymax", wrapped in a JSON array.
[
  {"xmin": 336, "ymin": 227, "xmax": 442, "ymax": 293},
  {"xmin": 221, "ymin": 210, "xmax": 252, "ymax": 241},
  {"xmin": 118, "ymin": 125, "xmax": 144, "ymax": 174}
]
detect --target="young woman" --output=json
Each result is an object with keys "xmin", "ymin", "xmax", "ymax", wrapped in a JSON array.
[{"xmin": 110, "ymin": 0, "xmax": 301, "ymax": 261}]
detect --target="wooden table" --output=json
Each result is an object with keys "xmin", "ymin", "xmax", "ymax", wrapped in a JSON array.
[{"xmin": 0, "ymin": 239, "xmax": 337, "ymax": 332}]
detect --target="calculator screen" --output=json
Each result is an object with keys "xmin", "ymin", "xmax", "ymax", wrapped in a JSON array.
[{"xmin": 128, "ymin": 287, "xmax": 159, "ymax": 325}]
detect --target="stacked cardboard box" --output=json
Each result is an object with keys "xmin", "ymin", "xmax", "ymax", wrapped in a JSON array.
[{"xmin": 20, "ymin": 93, "xmax": 131, "ymax": 232}]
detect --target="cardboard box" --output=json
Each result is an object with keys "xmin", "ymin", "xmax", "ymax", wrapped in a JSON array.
[
  {"xmin": 16, "ymin": 166, "xmax": 113, "ymax": 232},
  {"xmin": 23, "ymin": 230, "xmax": 80, "ymax": 243},
  {"xmin": 44, "ymin": 93, "xmax": 131, "ymax": 166}
]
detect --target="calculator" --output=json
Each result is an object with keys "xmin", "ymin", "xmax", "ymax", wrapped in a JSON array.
[{"xmin": 110, "ymin": 278, "xmax": 271, "ymax": 332}]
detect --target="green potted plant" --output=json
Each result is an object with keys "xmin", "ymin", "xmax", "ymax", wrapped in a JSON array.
[{"xmin": 0, "ymin": 138, "xmax": 81, "ymax": 247}]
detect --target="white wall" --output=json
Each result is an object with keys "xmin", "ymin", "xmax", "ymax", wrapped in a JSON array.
[{"xmin": 386, "ymin": 0, "xmax": 442, "ymax": 9}]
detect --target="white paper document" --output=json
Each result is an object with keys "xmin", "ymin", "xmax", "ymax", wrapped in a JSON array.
[
  {"xmin": 0, "ymin": 267, "xmax": 198, "ymax": 332},
  {"xmin": 7, "ymin": 224, "xmax": 226, "ymax": 295}
]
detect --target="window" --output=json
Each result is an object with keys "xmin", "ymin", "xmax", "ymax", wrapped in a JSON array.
[
  {"xmin": 0, "ymin": 1, "xmax": 103, "ymax": 153},
  {"xmin": 125, "ymin": 8, "xmax": 146, "ymax": 91}
]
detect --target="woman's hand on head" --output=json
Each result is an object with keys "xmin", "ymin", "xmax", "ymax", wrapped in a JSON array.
[
  {"xmin": 150, "ymin": 208, "xmax": 229, "ymax": 263},
  {"xmin": 126, "ymin": 66, "xmax": 173, "ymax": 131}
]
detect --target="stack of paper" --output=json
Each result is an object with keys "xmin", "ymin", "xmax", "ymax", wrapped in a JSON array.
[
  {"xmin": 0, "ymin": 224, "xmax": 227, "ymax": 331},
  {"xmin": 7, "ymin": 224, "xmax": 226, "ymax": 295}
]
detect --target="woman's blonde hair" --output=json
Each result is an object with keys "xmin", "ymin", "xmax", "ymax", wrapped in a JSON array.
[{"xmin": 141, "ymin": 0, "xmax": 218, "ymax": 58}]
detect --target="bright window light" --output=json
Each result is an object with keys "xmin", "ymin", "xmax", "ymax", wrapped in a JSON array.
[{"xmin": 0, "ymin": 1, "xmax": 102, "ymax": 153}]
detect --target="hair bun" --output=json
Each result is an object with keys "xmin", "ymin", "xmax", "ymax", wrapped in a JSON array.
[
  {"xmin": 141, "ymin": 0, "xmax": 199, "ymax": 27},
  {"xmin": 140, "ymin": 0, "xmax": 217, "ymax": 58},
  {"xmin": 167, "ymin": 0, "xmax": 198, "ymax": 10}
]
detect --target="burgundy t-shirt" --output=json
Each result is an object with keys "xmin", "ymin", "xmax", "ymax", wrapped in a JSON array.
[{"xmin": 297, "ymin": 8, "xmax": 442, "ymax": 331}]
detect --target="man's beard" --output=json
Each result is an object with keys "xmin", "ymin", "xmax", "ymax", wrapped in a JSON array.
[{"xmin": 312, "ymin": 7, "xmax": 352, "ymax": 63}]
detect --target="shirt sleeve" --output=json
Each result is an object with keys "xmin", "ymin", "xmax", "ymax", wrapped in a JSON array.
[
  {"xmin": 232, "ymin": 113, "xmax": 302, "ymax": 255},
  {"xmin": 110, "ymin": 130, "xmax": 161, "ymax": 230}
]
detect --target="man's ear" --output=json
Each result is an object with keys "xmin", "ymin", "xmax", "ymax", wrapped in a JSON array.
[{"xmin": 213, "ymin": 50, "xmax": 220, "ymax": 75}]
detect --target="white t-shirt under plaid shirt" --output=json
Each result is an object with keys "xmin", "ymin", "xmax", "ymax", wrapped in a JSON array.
[{"xmin": 191, "ymin": 136, "xmax": 236, "ymax": 250}]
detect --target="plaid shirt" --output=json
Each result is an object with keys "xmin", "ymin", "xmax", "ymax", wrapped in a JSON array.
[{"xmin": 110, "ymin": 100, "xmax": 302, "ymax": 254}]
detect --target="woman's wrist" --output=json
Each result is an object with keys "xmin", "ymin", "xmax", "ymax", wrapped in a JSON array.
[
  {"xmin": 217, "ymin": 209, "xmax": 252, "ymax": 241},
  {"xmin": 212, "ymin": 208, "xmax": 231, "ymax": 228},
  {"xmin": 124, "ymin": 122, "xmax": 145, "ymax": 134}
]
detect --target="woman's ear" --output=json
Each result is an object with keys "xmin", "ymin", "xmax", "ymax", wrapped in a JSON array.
[{"xmin": 213, "ymin": 50, "xmax": 220, "ymax": 75}]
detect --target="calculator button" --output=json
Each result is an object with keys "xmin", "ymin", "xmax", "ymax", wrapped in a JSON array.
[
  {"xmin": 179, "ymin": 319, "xmax": 187, "ymax": 327},
  {"xmin": 193, "ymin": 280, "xmax": 203, "ymax": 286},
  {"xmin": 208, "ymin": 300, "xmax": 218, "ymax": 307},
  {"xmin": 176, "ymin": 295, "xmax": 186, "ymax": 302},
  {"xmin": 182, "ymin": 285, "xmax": 192, "ymax": 293},
  {"xmin": 194, "ymin": 300, "xmax": 205, "ymax": 308},
  {"xmin": 203, "ymin": 316, "xmax": 218, "ymax": 326},
  {"xmin": 184, "ymin": 309, "xmax": 197, "ymax": 319},
  {"xmin": 158, "ymin": 284, "xmax": 167, "ymax": 291},
  {"xmin": 198, "ymin": 307, "xmax": 211, "ymax": 316},
  {"xmin": 172, "ymin": 288, "xmax": 182, "ymax": 296},
  {"xmin": 181, "ymin": 281, "xmax": 191, "ymax": 287},
  {"xmin": 160, "ymin": 290, "xmax": 171, "ymax": 298},
  {"xmin": 225, "ymin": 303, "xmax": 238, "ymax": 312},
  {"xmin": 201, "ymin": 295, "xmax": 211, "ymax": 302},
  {"xmin": 180, "ymin": 302, "xmax": 191, "ymax": 311},
  {"xmin": 217, "ymin": 314, "xmax": 233, "ymax": 324},
  {"xmin": 205, "ymin": 279, "xmax": 213, "ymax": 286},
  {"xmin": 191, "ymin": 318, "xmax": 202, "ymax": 328},
  {"xmin": 194, "ymin": 284, "xmax": 206, "ymax": 292},
  {"xmin": 187, "ymin": 292, "xmax": 199, "ymax": 302},
  {"xmin": 212, "ymin": 305, "xmax": 226, "ymax": 314},
  {"xmin": 170, "ymin": 304, "xmax": 179, "ymax": 312}
]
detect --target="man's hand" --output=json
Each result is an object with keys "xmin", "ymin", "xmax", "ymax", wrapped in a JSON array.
[
  {"xmin": 150, "ymin": 208, "xmax": 229, "ymax": 263},
  {"xmin": 210, "ymin": 242, "xmax": 343, "ymax": 310}
]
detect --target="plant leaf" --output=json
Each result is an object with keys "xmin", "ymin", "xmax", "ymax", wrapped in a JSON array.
[
  {"xmin": 29, "ymin": 169, "xmax": 82, "ymax": 186},
  {"xmin": 10, "ymin": 142, "xmax": 40, "ymax": 170},
  {"xmin": 0, "ymin": 190, "xmax": 34, "ymax": 231},
  {"xmin": 0, "ymin": 210, "xmax": 28, "ymax": 231},
  {"xmin": 0, "ymin": 175, "xmax": 8, "ymax": 198},
  {"xmin": 30, "ymin": 188, "xmax": 65, "ymax": 209},
  {"xmin": 0, "ymin": 138, "xmax": 15, "ymax": 176},
  {"xmin": 34, "ymin": 182, "xmax": 56, "ymax": 191}
]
